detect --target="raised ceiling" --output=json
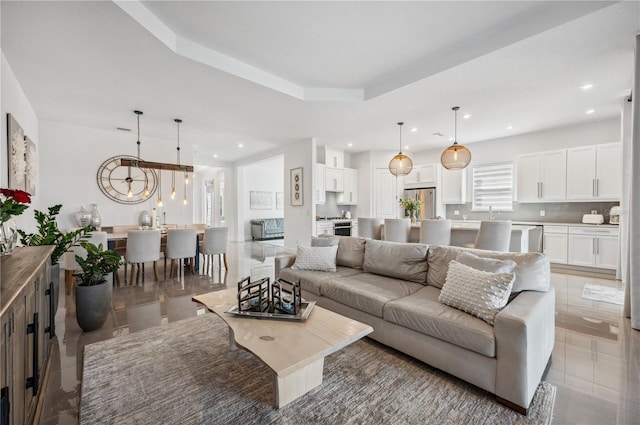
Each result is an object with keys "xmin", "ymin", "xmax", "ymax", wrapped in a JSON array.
[{"xmin": 1, "ymin": 1, "xmax": 638, "ymax": 165}]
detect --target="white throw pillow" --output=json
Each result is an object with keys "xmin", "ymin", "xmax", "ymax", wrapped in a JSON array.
[
  {"xmin": 291, "ymin": 245, "xmax": 339, "ymax": 272},
  {"xmin": 438, "ymin": 260, "xmax": 515, "ymax": 326}
]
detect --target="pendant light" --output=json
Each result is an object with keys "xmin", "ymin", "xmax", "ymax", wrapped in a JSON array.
[
  {"xmin": 157, "ymin": 167, "xmax": 163, "ymax": 207},
  {"xmin": 440, "ymin": 106, "xmax": 471, "ymax": 170},
  {"xmin": 171, "ymin": 119, "xmax": 181, "ymax": 200},
  {"xmin": 126, "ymin": 111, "xmax": 144, "ymax": 199},
  {"xmin": 388, "ymin": 122, "xmax": 413, "ymax": 176}
]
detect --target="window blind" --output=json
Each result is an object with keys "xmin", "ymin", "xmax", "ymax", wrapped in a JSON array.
[{"xmin": 472, "ymin": 162, "xmax": 514, "ymax": 211}]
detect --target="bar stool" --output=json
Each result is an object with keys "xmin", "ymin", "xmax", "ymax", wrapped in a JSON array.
[
  {"xmin": 199, "ymin": 227, "xmax": 228, "ymax": 275},
  {"xmin": 357, "ymin": 218, "xmax": 383, "ymax": 239},
  {"xmin": 419, "ymin": 219, "xmax": 452, "ymax": 245},
  {"xmin": 165, "ymin": 228, "xmax": 197, "ymax": 279},
  {"xmin": 383, "ymin": 218, "xmax": 411, "ymax": 243},
  {"xmin": 469, "ymin": 220, "xmax": 512, "ymax": 251},
  {"xmin": 125, "ymin": 230, "xmax": 161, "ymax": 284}
]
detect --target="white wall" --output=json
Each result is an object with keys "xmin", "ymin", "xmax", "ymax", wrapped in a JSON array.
[
  {"xmin": 1, "ymin": 52, "xmax": 41, "ymax": 232},
  {"xmin": 284, "ymin": 138, "xmax": 316, "ymax": 249},
  {"xmin": 239, "ymin": 156, "xmax": 284, "ymax": 240},
  {"xmin": 38, "ymin": 120, "xmax": 195, "ymax": 231}
]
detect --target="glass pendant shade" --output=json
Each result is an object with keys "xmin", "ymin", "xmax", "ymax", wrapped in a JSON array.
[
  {"xmin": 388, "ymin": 122, "xmax": 413, "ymax": 176},
  {"xmin": 441, "ymin": 106, "xmax": 471, "ymax": 170},
  {"xmin": 441, "ymin": 143, "xmax": 471, "ymax": 170}
]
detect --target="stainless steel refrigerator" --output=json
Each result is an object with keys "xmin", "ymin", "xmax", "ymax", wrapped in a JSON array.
[{"xmin": 403, "ymin": 187, "xmax": 436, "ymax": 220}]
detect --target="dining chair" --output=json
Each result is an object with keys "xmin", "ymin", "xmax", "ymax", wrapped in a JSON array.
[
  {"xmin": 165, "ymin": 228, "xmax": 198, "ymax": 279},
  {"xmin": 111, "ymin": 225, "xmax": 140, "ymax": 284},
  {"xmin": 64, "ymin": 231, "xmax": 109, "ymax": 294},
  {"xmin": 125, "ymin": 229, "xmax": 161, "ymax": 284},
  {"xmin": 383, "ymin": 218, "xmax": 411, "ymax": 243},
  {"xmin": 199, "ymin": 227, "xmax": 228, "ymax": 275},
  {"xmin": 469, "ymin": 220, "xmax": 512, "ymax": 251},
  {"xmin": 419, "ymin": 219, "xmax": 452, "ymax": 245},
  {"xmin": 357, "ymin": 218, "xmax": 383, "ymax": 240}
]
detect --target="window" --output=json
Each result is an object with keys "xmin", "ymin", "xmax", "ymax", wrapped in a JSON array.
[{"xmin": 472, "ymin": 162, "xmax": 514, "ymax": 211}]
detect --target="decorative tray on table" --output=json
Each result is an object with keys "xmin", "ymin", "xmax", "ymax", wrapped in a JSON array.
[{"xmin": 225, "ymin": 276, "xmax": 315, "ymax": 321}]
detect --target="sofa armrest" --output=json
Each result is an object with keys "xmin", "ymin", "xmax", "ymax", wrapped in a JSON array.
[
  {"xmin": 274, "ymin": 254, "xmax": 296, "ymax": 278},
  {"xmin": 494, "ymin": 288, "xmax": 555, "ymax": 410}
]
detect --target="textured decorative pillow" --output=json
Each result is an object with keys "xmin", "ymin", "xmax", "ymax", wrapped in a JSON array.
[
  {"xmin": 438, "ymin": 260, "xmax": 515, "ymax": 325},
  {"xmin": 456, "ymin": 251, "xmax": 516, "ymax": 274},
  {"xmin": 291, "ymin": 245, "xmax": 339, "ymax": 272},
  {"xmin": 311, "ymin": 236, "xmax": 340, "ymax": 247}
]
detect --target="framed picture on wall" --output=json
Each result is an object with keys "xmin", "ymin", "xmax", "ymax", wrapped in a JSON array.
[
  {"xmin": 250, "ymin": 191, "xmax": 273, "ymax": 210},
  {"xmin": 7, "ymin": 113, "xmax": 26, "ymax": 191},
  {"xmin": 290, "ymin": 167, "xmax": 303, "ymax": 206}
]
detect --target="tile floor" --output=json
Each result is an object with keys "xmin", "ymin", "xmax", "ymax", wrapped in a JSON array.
[{"xmin": 38, "ymin": 241, "xmax": 640, "ymax": 424}]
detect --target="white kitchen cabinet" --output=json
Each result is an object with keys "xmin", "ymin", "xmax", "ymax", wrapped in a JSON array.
[
  {"xmin": 315, "ymin": 221, "xmax": 334, "ymax": 237},
  {"xmin": 325, "ymin": 167, "xmax": 344, "ymax": 192},
  {"xmin": 543, "ymin": 225, "xmax": 568, "ymax": 264},
  {"xmin": 375, "ymin": 168, "xmax": 397, "ymax": 219},
  {"xmin": 566, "ymin": 143, "xmax": 621, "ymax": 200},
  {"xmin": 324, "ymin": 148, "xmax": 344, "ymax": 169},
  {"xmin": 337, "ymin": 168, "xmax": 358, "ymax": 205},
  {"xmin": 567, "ymin": 226, "xmax": 619, "ymax": 269},
  {"xmin": 314, "ymin": 163, "xmax": 326, "ymax": 204},
  {"xmin": 517, "ymin": 149, "xmax": 566, "ymax": 202},
  {"xmin": 404, "ymin": 164, "xmax": 437, "ymax": 187},
  {"xmin": 441, "ymin": 168, "xmax": 466, "ymax": 204}
]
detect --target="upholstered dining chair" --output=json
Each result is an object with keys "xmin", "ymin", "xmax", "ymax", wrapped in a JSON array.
[
  {"xmin": 125, "ymin": 229, "xmax": 161, "ymax": 284},
  {"xmin": 199, "ymin": 227, "xmax": 228, "ymax": 275},
  {"xmin": 469, "ymin": 220, "xmax": 512, "ymax": 251},
  {"xmin": 111, "ymin": 225, "xmax": 140, "ymax": 285},
  {"xmin": 419, "ymin": 219, "xmax": 452, "ymax": 245},
  {"xmin": 357, "ymin": 218, "xmax": 383, "ymax": 240},
  {"xmin": 165, "ymin": 228, "xmax": 198, "ymax": 279},
  {"xmin": 64, "ymin": 231, "xmax": 108, "ymax": 295},
  {"xmin": 383, "ymin": 218, "xmax": 411, "ymax": 243}
]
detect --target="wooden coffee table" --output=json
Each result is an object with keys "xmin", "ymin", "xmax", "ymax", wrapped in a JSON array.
[{"xmin": 192, "ymin": 288, "xmax": 372, "ymax": 408}]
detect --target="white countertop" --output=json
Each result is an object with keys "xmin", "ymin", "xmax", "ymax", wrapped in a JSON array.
[{"xmin": 450, "ymin": 219, "xmax": 619, "ymax": 228}]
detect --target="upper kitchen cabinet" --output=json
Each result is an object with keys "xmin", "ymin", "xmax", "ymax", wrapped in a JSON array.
[
  {"xmin": 404, "ymin": 164, "xmax": 437, "ymax": 187},
  {"xmin": 441, "ymin": 168, "xmax": 466, "ymax": 204},
  {"xmin": 314, "ymin": 163, "xmax": 326, "ymax": 204},
  {"xmin": 325, "ymin": 167, "xmax": 345, "ymax": 192},
  {"xmin": 324, "ymin": 148, "xmax": 345, "ymax": 169},
  {"xmin": 337, "ymin": 168, "xmax": 358, "ymax": 205},
  {"xmin": 566, "ymin": 142, "xmax": 621, "ymax": 200},
  {"xmin": 516, "ymin": 149, "xmax": 566, "ymax": 202}
]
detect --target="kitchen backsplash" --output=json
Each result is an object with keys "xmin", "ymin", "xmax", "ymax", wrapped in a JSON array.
[
  {"xmin": 316, "ymin": 192, "xmax": 353, "ymax": 218},
  {"xmin": 445, "ymin": 201, "xmax": 620, "ymax": 223}
]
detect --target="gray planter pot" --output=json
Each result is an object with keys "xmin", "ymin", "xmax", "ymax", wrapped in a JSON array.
[{"xmin": 75, "ymin": 274, "xmax": 113, "ymax": 332}]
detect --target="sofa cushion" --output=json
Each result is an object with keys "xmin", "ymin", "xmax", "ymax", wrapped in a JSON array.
[
  {"xmin": 363, "ymin": 239, "xmax": 428, "ymax": 283},
  {"xmin": 426, "ymin": 245, "xmax": 550, "ymax": 293},
  {"xmin": 384, "ymin": 286, "xmax": 496, "ymax": 357},
  {"xmin": 456, "ymin": 251, "xmax": 517, "ymax": 274},
  {"xmin": 337, "ymin": 236, "xmax": 366, "ymax": 269},
  {"xmin": 321, "ymin": 273, "xmax": 424, "ymax": 317},
  {"xmin": 311, "ymin": 235, "xmax": 340, "ymax": 247},
  {"xmin": 278, "ymin": 266, "xmax": 362, "ymax": 296},
  {"xmin": 439, "ymin": 261, "xmax": 515, "ymax": 326},
  {"xmin": 291, "ymin": 245, "xmax": 338, "ymax": 272}
]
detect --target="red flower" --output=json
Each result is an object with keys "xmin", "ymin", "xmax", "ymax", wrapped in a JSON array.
[
  {"xmin": 0, "ymin": 189, "xmax": 14, "ymax": 197},
  {"xmin": 12, "ymin": 190, "xmax": 31, "ymax": 204}
]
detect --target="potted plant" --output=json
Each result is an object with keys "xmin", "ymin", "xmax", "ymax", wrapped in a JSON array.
[
  {"xmin": 18, "ymin": 204, "xmax": 94, "ymax": 315},
  {"xmin": 73, "ymin": 242, "xmax": 122, "ymax": 332},
  {"xmin": 399, "ymin": 198, "xmax": 422, "ymax": 223}
]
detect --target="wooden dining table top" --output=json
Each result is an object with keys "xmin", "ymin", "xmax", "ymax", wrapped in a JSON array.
[{"xmin": 106, "ymin": 229, "xmax": 204, "ymax": 241}]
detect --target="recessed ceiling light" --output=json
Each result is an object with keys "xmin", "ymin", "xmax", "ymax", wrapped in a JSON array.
[
  {"xmin": 448, "ymin": 137, "xmax": 454, "ymax": 142},
  {"xmin": 586, "ymin": 109, "xmax": 595, "ymax": 115},
  {"xmin": 213, "ymin": 154, "xmax": 218, "ymax": 158},
  {"xmin": 506, "ymin": 125, "xmax": 514, "ymax": 130},
  {"xmin": 410, "ymin": 127, "xmax": 418, "ymax": 132},
  {"xmin": 238, "ymin": 143, "xmax": 244, "ymax": 148},
  {"xmin": 347, "ymin": 143, "xmax": 353, "ymax": 147},
  {"xmin": 404, "ymin": 146, "xmax": 410, "ymax": 150},
  {"xmin": 580, "ymin": 84, "xmax": 593, "ymax": 90},
  {"xmin": 462, "ymin": 114, "xmax": 471, "ymax": 119}
]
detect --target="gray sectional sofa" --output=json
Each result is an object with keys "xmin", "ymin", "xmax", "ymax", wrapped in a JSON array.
[{"xmin": 275, "ymin": 236, "xmax": 555, "ymax": 413}]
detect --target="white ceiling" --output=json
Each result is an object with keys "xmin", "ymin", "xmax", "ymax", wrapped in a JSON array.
[{"xmin": 1, "ymin": 1, "xmax": 638, "ymax": 166}]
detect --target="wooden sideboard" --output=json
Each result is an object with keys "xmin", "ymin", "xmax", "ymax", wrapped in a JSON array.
[{"xmin": 1, "ymin": 246, "xmax": 55, "ymax": 425}]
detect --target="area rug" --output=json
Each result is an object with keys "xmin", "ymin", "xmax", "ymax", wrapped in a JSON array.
[
  {"xmin": 581, "ymin": 283, "xmax": 624, "ymax": 306},
  {"xmin": 81, "ymin": 314, "xmax": 556, "ymax": 425}
]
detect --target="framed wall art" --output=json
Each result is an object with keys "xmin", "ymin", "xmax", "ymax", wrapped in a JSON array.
[
  {"xmin": 7, "ymin": 113, "xmax": 26, "ymax": 191},
  {"xmin": 250, "ymin": 191, "xmax": 273, "ymax": 210},
  {"xmin": 25, "ymin": 135, "xmax": 37, "ymax": 195},
  {"xmin": 290, "ymin": 167, "xmax": 303, "ymax": 206}
]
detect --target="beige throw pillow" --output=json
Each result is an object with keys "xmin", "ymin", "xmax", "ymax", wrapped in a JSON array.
[
  {"xmin": 438, "ymin": 260, "xmax": 515, "ymax": 326},
  {"xmin": 291, "ymin": 245, "xmax": 339, "ymax": 272}
]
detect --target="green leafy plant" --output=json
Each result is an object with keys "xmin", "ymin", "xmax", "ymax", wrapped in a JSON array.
[
  {"xmin": 73, "ymin": 242, "xmax": 122, "ymax": 286},
  {"xmin": 18, "ymin": 204, "xmax": 95, "ymax": 265},
  {"xmin": 399, "ymin": 198, "xmax": 422, "ymax": 212}
]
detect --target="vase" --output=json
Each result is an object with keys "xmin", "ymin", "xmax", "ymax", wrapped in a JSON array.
[
  {"xmin": 409, "ymin": 211, "xmax": 417, "ymax": 224},
  {"xmin": 90, "ymin": 204, "xmax": 101, "ymax": 228},
  {"xmin": 0, "ymin": 219, "xmax": 18, "ymax": 256},
  {"xmin": 77, "ymin": 206, "xmax": 93, "ymax": 227}
]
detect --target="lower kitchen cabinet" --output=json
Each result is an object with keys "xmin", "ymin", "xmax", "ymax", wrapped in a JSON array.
[
  {"xmin": 567, "ymin": 227, "xmax": 619, "ymax": 269},
  {"xmin": 1, "ymin": 246, "xmax": 55, "ymax": 425},
  {"xmin": 543, "ymin": 225, "xmax": 568, "ymax": 264}
]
